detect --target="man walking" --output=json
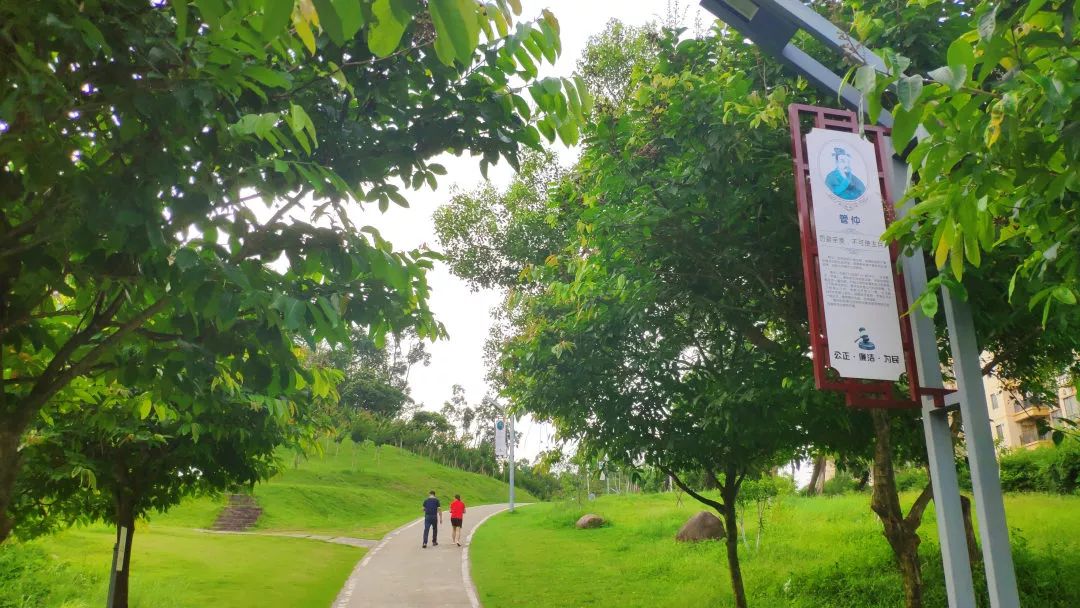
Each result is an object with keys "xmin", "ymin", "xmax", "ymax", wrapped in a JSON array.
[
  {"xmin": 421, "ymin": 490, "xmax": 442, "ymax": 548},
  {"xmin": 449, "ymin": 494, "xmax": 466, "ymax": 546}
]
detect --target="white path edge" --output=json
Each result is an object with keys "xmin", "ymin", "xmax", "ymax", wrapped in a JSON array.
[
  {"xmin": 461, "ymin": 506, "xmax": 511, "ymax": 608},
  {"xmin": 330, "ymin": 517, "xmax": 423, "ymax": 608}
]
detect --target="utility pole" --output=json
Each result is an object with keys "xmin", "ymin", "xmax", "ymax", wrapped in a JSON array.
[{"xmin": 698, "ymin": 1, "xmax": 1019, "ymax": 606}]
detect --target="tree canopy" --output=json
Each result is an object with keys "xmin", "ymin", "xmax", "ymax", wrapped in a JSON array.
[{"xmin": 0, "ymin": 0, "xmax": 586, "ymax": 549}]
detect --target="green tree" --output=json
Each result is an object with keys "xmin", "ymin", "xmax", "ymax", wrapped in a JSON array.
[
  {"xmin": 861, "ymin": 0, "xmax": 1079, "ymax": 332},
  {"xmin": 0, "ymin": 0, "xmax": 588, "ymax": 541},
  {"xmin": 11, "ymin": 359, "xmax": 339, "ymax": 607}
]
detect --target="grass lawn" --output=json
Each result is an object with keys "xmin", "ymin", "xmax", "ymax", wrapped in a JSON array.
[
  {"xmin": 2, "ymin": 524, "xmax": 361, "ymax": 608},
  {"xmin": 2, "ymin": 441, "xmax": 525, "ymax": 608},
  {"xmin": 471, "ymin": 492, "xmax": 1080, "ymax": 608}
]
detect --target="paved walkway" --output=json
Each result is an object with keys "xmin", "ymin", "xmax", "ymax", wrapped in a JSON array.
[{"xmin": 332, "ymin": 503, "xmax": 511, "ymax": 608}]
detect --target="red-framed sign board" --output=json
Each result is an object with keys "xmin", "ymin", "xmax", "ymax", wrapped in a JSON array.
[{"xmin": 788, "ymin": 104, "xmax": 951, "ymax": 409}]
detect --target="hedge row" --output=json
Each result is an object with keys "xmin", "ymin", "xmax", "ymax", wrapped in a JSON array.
[{"xmin": 998, "ymin": 440, "xmax": 1080, "ymax": 494}]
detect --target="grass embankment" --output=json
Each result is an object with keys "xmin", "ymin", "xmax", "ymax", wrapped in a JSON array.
[
  {"xmin": 1, "ymin": 440, "xmax": 525, "ymax": 608},
  {"xmin": 245, "ymin": 440, "xmax": 535, "ymax": 538},
  {"xmin": 471, "ymin": 492, "xmax": 1080, "ymax": 608}
]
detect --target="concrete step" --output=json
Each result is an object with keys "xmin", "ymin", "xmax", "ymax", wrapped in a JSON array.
[{"xmin": 210, "ymin": 495, "xmax": 263, "ymax": 532}]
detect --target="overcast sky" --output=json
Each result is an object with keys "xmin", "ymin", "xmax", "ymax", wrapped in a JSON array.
[{"xmin": 347, "ymin": 1, "xmax": 710, "ymax": 461}]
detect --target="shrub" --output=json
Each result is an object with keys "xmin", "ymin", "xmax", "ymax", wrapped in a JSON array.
[
  {"xmin": 821, "ymin": 475, "xmax": 860, "ymax": 496},
  {"xmin": 894, "ymin": 467, "xmax": 930, "ymax": 492},
  {"xmin": 0, "ymin": 542, "xmax": 99, "ymax": 608},
  {"xmin": 999, "ymin": 440, "xmax": 1080, "ymax": 494}
]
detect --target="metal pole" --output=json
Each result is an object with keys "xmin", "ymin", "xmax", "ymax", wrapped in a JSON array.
[
  {"xmin": 508, "ymin": 416, "xmax": 515, "ymax": 512},
  {"xmin": 943, "ymin": 292, "xmax": 1020, "ymax": 608},
  {"xmin": 887, "ymin": 150, "xmax": 977, "ymax": 607}
]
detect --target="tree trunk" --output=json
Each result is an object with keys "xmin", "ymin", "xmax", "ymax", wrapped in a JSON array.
[
  {"xmin": 0, "ymin": 423, "xmax": 23, "ymax": 542},
  {"xmin": 664, "ymin": 467, "xmax": 747, "ymax": 607},
  {"xmin": 807, "ymin": 454, "xmax": 827, "ymax": 495},
  {"xmin": 108, "ymin": 495, "xmax": 137, "ymax": 608},
  {"xmin": 960, "ymin": 495, "xmax": 981, "ymax": 568},
  {"xmin": 855, "ymin": 469, "xmax": 871, "ymax": 491},
  {"xmin": 720, "ymin": 500, "xmax": 749, "ymax": 608},
  {"xmin": 869, "ymin": 410, "xmax": 924, "ymax": 608}
]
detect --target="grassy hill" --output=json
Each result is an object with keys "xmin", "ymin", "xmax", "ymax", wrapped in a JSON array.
[
  {"xmin": 160, "ymin": 440, "xmax": 534, "ymax": 538},
  {"xmin": 247, "ymin": 440, "xmax": 534, "ymax": 538},
  {"xmin": 471, "ymin": 491, "xmax": 1080, "ymax": 608},
  {"xmin": 2, "ymin": 440, "xmax": 527, "ymax": 608}
]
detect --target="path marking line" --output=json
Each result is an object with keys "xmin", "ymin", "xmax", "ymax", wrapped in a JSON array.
[{"xmin": 462, "ymin": 504, "xmax": 531, "ymax": 608}]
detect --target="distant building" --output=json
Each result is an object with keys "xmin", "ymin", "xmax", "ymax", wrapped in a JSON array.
[{"xmin": 983, "ymin": 372, "xmax": 1077, "ymax": 451}]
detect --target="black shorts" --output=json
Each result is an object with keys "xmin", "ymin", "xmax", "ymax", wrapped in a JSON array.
[{"xmin": 451, "ymin": 518, "xmax": 463, "ymax": 528}]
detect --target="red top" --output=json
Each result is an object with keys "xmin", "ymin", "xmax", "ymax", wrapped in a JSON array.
[{"xmin": 449, "ymin": 499, "xmax": 466, "ymax": 518}]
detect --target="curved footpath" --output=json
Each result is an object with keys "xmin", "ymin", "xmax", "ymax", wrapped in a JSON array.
[{"xmin": 332, "ymin": 503, "xmax": 515, "ymax": 608}]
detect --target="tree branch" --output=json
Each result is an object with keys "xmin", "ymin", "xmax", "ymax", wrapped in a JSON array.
[
  {"xmin": 660, "ymin": 465, "xmax": 725, "ymax": 513},
  {"xmin": 19, "ymin": 297, "xmax": 171, "ymax": 416},
  {"xmin": 904, "ymin": 480, "xmax": 934, "ymax": 529}
]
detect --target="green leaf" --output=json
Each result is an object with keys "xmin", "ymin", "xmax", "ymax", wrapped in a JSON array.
[
  {"xmin": 312, "ymin": 0, "xmax": 345, "ymax": 45},
  {"xmin": 978, "ymin": 4, "xmax": 997, "ymax": 41},
  {"xmin": 173, "ymin": 0, "xmax": 188, "ymax": 42},
  {"xmin": 288, "ymin": 103, "xmax": 318, "ymax": 153},
  {"xmin": 946, "ymin": 38, "xmax": 976, "ymax": 74},
  {"xmin": 928, "ymin": 65, "xmax": 966, "ymax": 92},
  {"xmin": 429, "ymin": 0, "xmax": 480, "ymax": 65},
  {"xmin": 262, "ymin": 0, "xmax": 294, "ymax": 40},
  {"xmin": 138, "ymin": 395, "xmax": 153, "ymax": 420},
  {"xmin": 244, "ymin": 66, "xmax": 291, "ymax": 89},
  {"xmin": 1053, "ymin": 286, "xmax": 1077, "ymax": 305},
  {"xmin": 74, "ymin": 18, "xmax": 112, "ymax": 55},
  {"xmin": 890, "ymin": 105, "xmax": 918, "ymax": 150},
  {"xmin": 194, "ymin": 0, "xmax": 224, "ymax": 28},
  {"xmin": 854, "ymin": 65, "xmax": 877, "ymax": 96},
  {"xmin": 896, "ymin": 74, "xmax": 923, "ymax": 111},
  {"xmin": 574, "ymin": 75, "xmax": 593, "ymax": 115},
  {"xmin": 369, "ymin": 0, "xmax": 407, "ymax": 56},
  {"xmin": 333, "ymin": 0, "xmax": 365, "ymax": 42},
  {"xmin": 175, "ymin": 248, "xmax": 199, "ymax": 271},
  {"xmin": 919, "ymin": 291, "xmax": 939, "ymax": 318},
  {"xmin": 276, "ymin": 295, "xmax": 308, "ymax": 330}
]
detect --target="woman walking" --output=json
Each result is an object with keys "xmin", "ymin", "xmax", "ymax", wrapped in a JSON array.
[{"xmin": 449, "ymin": 494, "xmax": 466, "ymax": 546}]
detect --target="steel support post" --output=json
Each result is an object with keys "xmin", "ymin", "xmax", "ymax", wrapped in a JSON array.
[
  {"xmin": 887, "ymin": 152, "xmax": 976, "ymax": 607},
  {"xmin": 943, "ymin": 292, "xmax": 1020, "ymax": 608}
]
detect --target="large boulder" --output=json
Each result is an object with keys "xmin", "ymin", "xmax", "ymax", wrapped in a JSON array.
[
  {"xmin": 575, "ymin": 513, "xmax": 605, "ymax": 529},
  {"xmin": 675, "ymin": 511, "xmax": 725, "ymax": 542}
]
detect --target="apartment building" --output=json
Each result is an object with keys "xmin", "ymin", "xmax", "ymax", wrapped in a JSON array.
[{"xmin": 984, "ymin": 373, "xmax": 1078, "ymax": 451}]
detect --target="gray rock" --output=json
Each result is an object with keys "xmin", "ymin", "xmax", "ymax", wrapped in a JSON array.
[
  {"xmin": 675, "ymin": 511, "xmax": 725, "ymax": 542},
  {"xmin": 575, "ymin": 513, "xmax": 605, "ymax": 529}
]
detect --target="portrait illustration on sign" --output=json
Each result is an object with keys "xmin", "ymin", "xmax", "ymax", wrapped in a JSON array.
[{"xmin": 819, "ymin": 142, "xmax": 868, "ymax": 208}]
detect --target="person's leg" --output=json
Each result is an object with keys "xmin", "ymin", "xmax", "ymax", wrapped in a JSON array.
[
  {"xmin": 432, "ymin": 520, "xmax": 438, "ymax": 545},
  {"xmin": 423, "ymin": 518, "xmax": 431, "ymax": 546}
]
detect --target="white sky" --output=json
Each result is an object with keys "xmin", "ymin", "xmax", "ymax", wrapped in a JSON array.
[{"xmin": 353, "ymin": 1, "xmax": 710, "ymax": 461}]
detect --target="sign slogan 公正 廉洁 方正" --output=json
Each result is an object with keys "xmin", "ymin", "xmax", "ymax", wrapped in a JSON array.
[{"xmin": 805, "ymin": 128, "xmax": 904, "ymax": 382}]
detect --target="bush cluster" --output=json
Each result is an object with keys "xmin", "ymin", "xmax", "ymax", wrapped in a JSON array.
[{"xmin": 998, "ymin": 440, "xmax": 1080, "ymax": 494}]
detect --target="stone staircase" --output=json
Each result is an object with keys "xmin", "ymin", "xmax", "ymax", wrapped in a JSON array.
[{"xmin": 210, "ymin": 494, "xmax": 263, "ymax": 531}]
